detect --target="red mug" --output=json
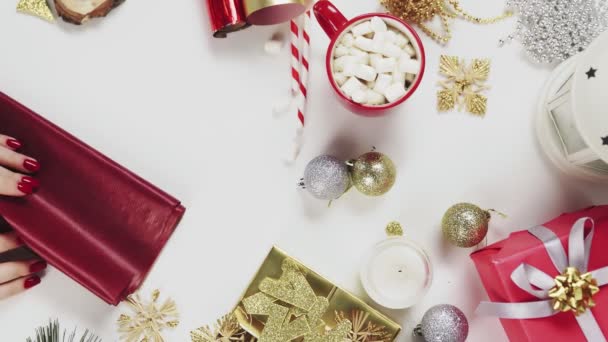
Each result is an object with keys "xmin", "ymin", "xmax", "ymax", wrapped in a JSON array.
[{"xmin": 313, "ymin": 0, "xmax": 426, "ymax": 116}]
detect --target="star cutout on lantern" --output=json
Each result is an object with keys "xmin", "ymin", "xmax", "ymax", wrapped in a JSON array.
[
  {"xmin": 586, "ymin": 67, "xmax": 597, "ymax": 79},
  {"xmin": 602, "ymin": 136, "xmax": 608, "ymax": 146}
]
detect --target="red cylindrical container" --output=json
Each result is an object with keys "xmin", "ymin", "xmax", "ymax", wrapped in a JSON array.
[{"xmin": 206, "ymin": 0, "xmax": 250, "ymax": 38}]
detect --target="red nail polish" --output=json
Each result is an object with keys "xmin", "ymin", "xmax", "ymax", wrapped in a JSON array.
[
  {"xmin": 6, "ymin": 139, "xmax": 21, "ymax": 149},
  {"xmin": 20, "ymin": 176, "xmax": 40, "ymax": 188},
  {"xmin": 17, "ymin": 182, "xmax": 34, "ymax": 194},
  {"xmin": 29, "ymin": 261, "xmax": 47, "ymax": 273},
  {"xmin": 24, "ymin": 275, "xmax": 41, "ymax": 289},
  {"xmin": 23, "ymin": 159, "xmax": 40, "ymax": 172}
]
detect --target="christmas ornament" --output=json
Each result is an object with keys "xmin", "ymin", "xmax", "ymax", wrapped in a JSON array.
[
  {"xmin": 26, "ymin": 320, "xmax": 101, "ymax": 342},
  {"xmin": 300, "ymin": 155, "xmax": 350, "ymax": 200},
  {"xmin": 191, "ymin": 311, "xmax": 257, "ymax": 342},
  {"xmin": 438, "ymin": 55, "xmax": 490, "ymax": 116},
  {"xmin": 16, "ymin": 0, "xmax": 55, "ymax": 22},
  {"xmin": 380, "ymin": 0, "xmax": 512, "ymax": 44},
  {"xmin": 54, "ymin": 0, "xmax": 125, "ymax": 25},
  {"xmin": 501, "ymin": 0, "xmax": 608, "ymax": 64},
  {"xmin": 335, "ymin": 310, "xmax": 392, "ymax": 342},
  {"xmin": 413, "ymin": 304, "xmax": 468, "ymax": 342},
  {"xmin": 349, "ymin": 152, "xmax": 396, "ymax": 196},
  {"xmin": 441, "ymin": 203, "xmax": 491, "ymax": 248},
  {"xmin": 117, "ymin": 289, "xmax": 179, "ymax": 342}
]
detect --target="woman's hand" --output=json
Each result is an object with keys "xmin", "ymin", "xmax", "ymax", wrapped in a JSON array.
[
  {"xmin": 0, "ymin": 135, "xmax": 44, "ymax": 299},
  {"xmin": 0, "ymin": 135, "xmax": 40, "ymax": 196},
  {"xmin": 0, "ymin": 232, "xmax": 45, "ymax": 299}
]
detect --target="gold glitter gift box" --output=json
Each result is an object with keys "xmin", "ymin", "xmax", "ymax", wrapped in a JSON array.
[{"xmin": 231, "ymin": 246, "xmax": 401, "ymax": 341}]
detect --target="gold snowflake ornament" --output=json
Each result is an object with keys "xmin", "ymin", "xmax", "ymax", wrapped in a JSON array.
[
  {"xmin": 437, "ymin": 55, "xmax": 490, "ymax": 116},
  {"xmin": 335, "ymin": 310, "xmax": 391, "ymax": 342},
  {"xmin": 118, "ymin": 289, "xmax": 179, "ymax": 342},
  {"xmin": 191, "ymin": 311, "xmax": 257, "ymax": 342}
]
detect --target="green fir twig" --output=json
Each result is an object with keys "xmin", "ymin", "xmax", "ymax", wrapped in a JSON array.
[{"xmin": 26, "ymin": 319, "xmax": 102, "ymax": 342}]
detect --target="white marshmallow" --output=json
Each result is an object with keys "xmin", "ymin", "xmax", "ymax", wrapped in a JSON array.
[
  {"xmin": 334, "ymin": 55, "xmax": 357, "ymax": 72},
  {"xmin": 341, "ymin": 77, "xmax": 366, "ymax": 97},
  {"xmin": 404, "ymin": 44, "xmax": 416, "ymax": 57},
  {"xmin": 383, "ymin": 82, "xmax": 407, "ymax": 102},
  {"xmin": 392, "ymin": 67, "xmax": 406, "ymax": 84},
  {"xmin": 333, "ymin": 72, "xmax": 347, "ymax": 86},
  {"xmin": 380, "ymin": 42, "xmax": 402, "ymax": 58},
  {"xmin": 385, "ymin": 30, "xmax": 397, "ymax": 43},
  {"xmin": 352, "ymin": 89, "xmax": 368, "ymax": 103},
  {"xmin": 334, "ymin": 44, "xmax": 349, "ymax": 57},
  {"xmin": 373, "ymin": 73, "xmax": 392, "ymax": 94},
  {"xmin": 375, "ymin": 57, "xmax": 396, "ymax": 73},
  {"xmin": 370, "ymin": 54, "xmax": 383, "ymax": 69},
  {"xmin": 351, "ymin": 21, "xmax": 372, "ymax": 36},
  {"xmin": 394, "ymin": 33, "xmax": 409, "ymax": 47},
  {"xmin": 366, "ymin": 89, "xmax": 386, "ymax": 105},
  {"xmin": 367, "ymin": 80, "xmax": 376, "ymax": 89},
  {"xmin": 399, "ymin": 58, "xmax": 421, "ymax": 74},
  {"xmin": 341, "ymin": 33, "xmax": 355, "ymax": 47},
  {"xmin": 370, "ymin": 17, "xmax": 388, "ymax": 32},
  {"xmin": 405, "ymin": 73, "xmax": 416, "ymax": 82},
  {"xmin": 354, "ymin": 36, "xmax": 374, "ymax": 52},
  {"xmin": 354, "ymin": 64, "xmax": 377, "ymax": 81},
  {"xmin": 343, "ymin": 62, "xmax": 357, "ymax": 77},
  {"xmin": 350, "ymin": 47, "xmax": 370, "ymax": 64}
]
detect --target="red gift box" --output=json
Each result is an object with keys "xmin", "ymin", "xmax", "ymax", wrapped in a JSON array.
[{"xmin": 471, "ymin": 206, "xmax": 608, "ymax": 342}]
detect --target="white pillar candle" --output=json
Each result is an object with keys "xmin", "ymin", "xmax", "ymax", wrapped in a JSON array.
[{"xmin": 360, "ymin": 237, "xmax": 432, "ymax": 309}]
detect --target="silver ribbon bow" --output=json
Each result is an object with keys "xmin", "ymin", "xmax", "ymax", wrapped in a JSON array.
[{"xmin": 476, "ymin": 217, "xmax": 608, "ymax": 342}]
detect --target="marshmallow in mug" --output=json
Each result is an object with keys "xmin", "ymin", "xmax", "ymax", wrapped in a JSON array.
[{"xmin": 331, "ymin": 16, "xmax": 420, "ymax": 106}]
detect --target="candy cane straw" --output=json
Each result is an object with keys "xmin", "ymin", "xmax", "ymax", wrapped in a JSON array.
[
  {"xmin": 298, "ymin": 10, "xmax": 311, "ymax": 126},
  {"xmin": 290, "ymin": 18, "xmax": 301, "ymax": 97}
]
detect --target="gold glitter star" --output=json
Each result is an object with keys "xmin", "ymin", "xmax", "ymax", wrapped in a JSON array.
[
  {"xmin": 16, "ymin": 0, "xmax": 55, "ymax": 22},
  {"xmin": 117, "ymin": 289, "xmax": 179, "ymax": 342},
  {"xmin": 438, "ymin": 55, "xmax": 490, "ymax": 116}
]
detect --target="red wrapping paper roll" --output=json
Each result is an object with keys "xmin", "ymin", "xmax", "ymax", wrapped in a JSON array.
[{"xmin": 0, "ymin": 92, "xmax": 185, "ymax": 305}]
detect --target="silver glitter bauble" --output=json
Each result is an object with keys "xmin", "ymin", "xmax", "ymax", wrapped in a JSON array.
[
  {"xmin": 504, "ymin": 0, "xmax": 608, "ymax": 63},
  {"xmin": 302, "ymin": 155, "xmax": 350, "ymax": 200},
  {"xmin": 416, "ymin": 304, "xmax": 468, "ymax": 342}
]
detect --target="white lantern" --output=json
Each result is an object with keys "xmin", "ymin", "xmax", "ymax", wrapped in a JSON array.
[{"xmin": 536, "ymin": 31, "xmax": 608, "ymax": 181}]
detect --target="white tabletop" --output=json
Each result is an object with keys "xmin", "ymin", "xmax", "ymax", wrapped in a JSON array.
[{"xmin": 1, "ymin": 0, "xmax": 607, "ymax": 341}]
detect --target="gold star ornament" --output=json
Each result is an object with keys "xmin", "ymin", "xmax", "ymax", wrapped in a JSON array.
[
  {"xmin": 16, "ymin": 0, "xmax": 55, "ymax": 22},
  {"xmin": 437, "ymin": 55, "xmax": 490, "ymax": 116}
]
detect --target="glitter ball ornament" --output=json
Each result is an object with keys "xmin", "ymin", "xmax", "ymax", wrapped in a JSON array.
[
  {"xmin": 441, "ymin": 203, "xmax": 491, "ymax": 248},
  {"xmin": 503, "ymin": 0, "xmax": 608, "ymax": 63},
  {"xmin": 349, "ymin": 152, "xmax": 397, "ymax": 196},
  {"xmin": 414, "ymin": 304, "xmax": 468, "ymax": 342},
  {"xmin": 301, "ymin": 155, "xmax": 350, "ymax": 200}
]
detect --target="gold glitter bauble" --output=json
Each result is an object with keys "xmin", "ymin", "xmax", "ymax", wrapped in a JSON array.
[
  {"xmin": 350, "ymin": 152, "xmax": 396, "ymax": 196},
  {"xmin": 441, "ymin": 203, "xmax": 490, "ymax": 248}
]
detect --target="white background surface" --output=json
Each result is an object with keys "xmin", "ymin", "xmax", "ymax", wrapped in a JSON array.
[{"xmin": 1, "ymin": 0, "xmax": 607, "ymax": 341}]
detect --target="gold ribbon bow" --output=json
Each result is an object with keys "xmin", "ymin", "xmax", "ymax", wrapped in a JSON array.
[{"xmin": 548, "ymin": 267, "xmax": 600, "ymax": 316}]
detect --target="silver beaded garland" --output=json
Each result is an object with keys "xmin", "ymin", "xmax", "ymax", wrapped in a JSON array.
[
  {"xmin": 502, "ymin": 0, "xmax": 608, "ymax": 63},
  {"xmin": 302, "ymin": 155, "xmax": 350, "ymax": 200},
  {"xmin": 414, "ymin": 304, "xmax": 469, "ymax": 342}
]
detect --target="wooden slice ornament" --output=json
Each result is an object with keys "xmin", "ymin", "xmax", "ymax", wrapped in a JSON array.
[{"xmin": 54, "ymin": 0, "xmax": 125, "ymax": 24}]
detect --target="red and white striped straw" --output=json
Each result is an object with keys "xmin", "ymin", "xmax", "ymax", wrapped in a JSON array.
[
  {"xmin": 296, "ymin": 10, "xmax": 311, "ymax": 126},
  {"xmin": 290, "ymin": 18, "xmax": 301, "ymax": 97}
]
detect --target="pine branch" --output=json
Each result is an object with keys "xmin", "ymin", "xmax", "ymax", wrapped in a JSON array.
[{"xmin": 26, "ymin": 319, "xmax": 102, "ymax": 342}]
